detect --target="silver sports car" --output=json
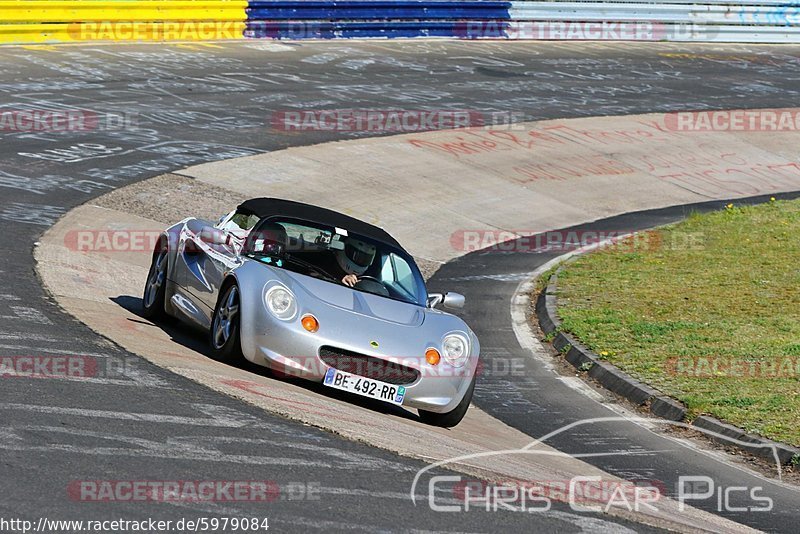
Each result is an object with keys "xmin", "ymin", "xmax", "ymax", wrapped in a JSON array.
[{"xmin": 142, "ymin": 198, "xmax": 480, "ymax": 427}]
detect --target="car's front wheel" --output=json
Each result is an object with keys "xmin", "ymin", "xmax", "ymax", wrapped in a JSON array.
[
  {"xmin": 142, "ymin": 241, "xmax": 168, "ymax": 320},
  {"xmin": 418, "ymin": 374, "xmax": 476, "ymax": 428},
  {"xmin": 210, "ymin": 283, "xmax": 244, "ymax": 363}
]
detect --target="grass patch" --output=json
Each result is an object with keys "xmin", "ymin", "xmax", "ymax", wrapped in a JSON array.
[
  {"xmin": 535, "ymin": 265, "xmax": 559, "ymax": 292},
  {"xmin": 556, "ymin": 198, "xmax": 800, "ymax": 446}
]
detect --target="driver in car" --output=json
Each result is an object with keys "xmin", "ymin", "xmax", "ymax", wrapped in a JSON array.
[{"xmin": 334, "ymin": 238, "xmax": 377, "ymax": 287}]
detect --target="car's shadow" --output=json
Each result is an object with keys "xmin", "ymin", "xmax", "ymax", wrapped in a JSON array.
[{"xmin": 111, "ymin": 295, "xmax": 423, "ymax": 424}]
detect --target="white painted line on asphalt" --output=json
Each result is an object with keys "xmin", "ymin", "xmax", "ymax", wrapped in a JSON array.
[
  {"xmin": 308, "ymin": 487, "xmax": 639, "ymax": 533},
  {"xmin": 13, "ymin": 306, "xmax": 52, "ymax": 323},
  {"xmin": 0, "ymin": 403, "xmax": 261, "ymax": 428},
  {"xmin": 160, "ymin": 499, "xmax": 245, "ymax": 518},
  {"xmin": 0, "ymin": 426, "xmax": 23, "ymax": 443},
  {"xmin": 0, "ymin": 306, "xmax": 53, "ymax": 324},
  {"xmin": 106, "ymin": 366, "xmax": 171, "ymax": 388},
  {"xmin": 0, "ymin": 345, "xmax": 172, "ymax": 387},
  {"xmin": 272, "ymin": 517, "xmax": 405, "ymax": 533},
  {"xmin": 2, "ymin": 418, "xmax": 411, "ymax": 471},
  {"xmin": 172, "ymin": 436, "xmax": 413, "ymax": 472},
  {"xmin": 554, "ymin": 376, "xmax": 607, "ymax": 402},
  {"xmin": 0, "ymin": 332, "xmax": 63, "ymax": 342},
  {"xmin": 4, "ymin": 375, "xmax": 167, "ymax": 387},
  {"xmin": 317, "ymin": 486, "xmax": 438, "ymax": 501},
  {"xmin": 438, "ymin": 272, "xmax": 533, "ymax": 283},
  {"xmin": 542, "ymin": 512, "xmax": 639, "ymax": 534},
  {"xmin": 0, "ymin": 344, "xmax": 114, "ymax": 358},
  {"xmin": 0, "ymin": 425, "xmax": 337, "ymax": 468}
]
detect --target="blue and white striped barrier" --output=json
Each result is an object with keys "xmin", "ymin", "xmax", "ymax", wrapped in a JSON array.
[
  {"xmin": 247, "ymin": 1, "xmax": 511, "ymax": 20},
  {"xmin": 245, "ymin": 1, "xmax": 510, "ymax": 39},
  {"xmin": 246, "ymin": 21, "xmax": 481, "ymax": 39},
  {"xmin": 243, "ymin": 0, "xmax": 800, "ymax": 42}
]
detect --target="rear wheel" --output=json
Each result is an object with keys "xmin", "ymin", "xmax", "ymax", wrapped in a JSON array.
[
  {"xmin": 418, "ymin": 374, "xmax": 476, "ymax": 428},
  {"xmin": 142, "ymin": 243, "xmax": 168, "ymax": 320},
  {"xmin": 210, "ymin": 283, "xmax": 243, "ymax": 363}
]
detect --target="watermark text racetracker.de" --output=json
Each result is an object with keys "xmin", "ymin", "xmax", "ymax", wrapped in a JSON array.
[
  {"xmin": 1, "ymin": 355, "xmax": 150, "ymax": 381},
  {"xmin": 0, "ymin": 351, "xmax": 522, "ymax": 383},
  {"xmin": 63, "ymin": 227, "xmax": 708, "ymax": 258},
  {"xmin": 64, "ymin": 227, "xmax": 323, "ymax": 254},
  {"xmin": 247, "ymin": 20, "xmax": 713, "ymax": 41},
  {"xmin": 67, "ymin": 21, "xmax": 242, "ymax": 41},
  {"xmin": 271, "ymin": 355, "xmax": 524, "ymax": 381},
  {"xmin": 451, "ymin": 229, "xmax": 705, "ymax": 254},
  {"xmin": 68, "ymin": 480, "xmax": 286, "ymax": 502},
  {"xmin": 663, "ymin": 109, "xmax": 800, "ymax": 132},
  {"xmin": 0, "ymin": 110, "xmax": 138, "ymax": 132},
  {"xmin": 667, "ymin": 356, "xmax": 800, "ymax": 378},
  {"xmin": 64, "ymin": 229, "xmax": 165, "ymax": 254},
  {"xmin": 270, "ymin": 109, "xmax": 526, "ymax": 132},
  {"xmin": 0, "ymin": 356, "xmax": 95, "ymax": 379},
  {"xmin": 455, "ymin": 21, "xmax": 715, "ymax": 41}
]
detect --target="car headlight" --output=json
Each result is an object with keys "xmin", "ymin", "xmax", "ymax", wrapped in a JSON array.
[
  {"xmin": 442, "ymin": 333, "xmax": 469, "ymax": 368},
  {"xmin": 265, "ymin": 285, "xmax": 297, "ymax": 320}
]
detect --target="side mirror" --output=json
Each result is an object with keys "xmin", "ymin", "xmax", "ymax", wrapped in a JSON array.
[
  {"xmin": 443, "ymin": 292, "xmax": 465, "ymax": 309},
  {"xmin": 427, "ymin": 292, "xmax": 465, "ymax": 309}
]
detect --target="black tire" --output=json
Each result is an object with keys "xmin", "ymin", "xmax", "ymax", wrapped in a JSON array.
[
  {"xmin": 418, "ymin": 374, "xmax": 476, "ymax": 428},
  {"xmin": 210, "ymin": 282, "xmax": 244, "ymax": 363},
  {"xmin": 142, "ymin": 241, "xmax": 168, "ymax": 320}
]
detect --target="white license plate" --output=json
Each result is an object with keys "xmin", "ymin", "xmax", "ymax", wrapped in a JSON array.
[{"xmin": 323, "ymin": 368, "xmax": 406, "ymax": 405}]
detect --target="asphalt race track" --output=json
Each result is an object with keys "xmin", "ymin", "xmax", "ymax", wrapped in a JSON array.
[{"xmin": 2, "ymin": 40, "xmax": 800, "ymax": 532}]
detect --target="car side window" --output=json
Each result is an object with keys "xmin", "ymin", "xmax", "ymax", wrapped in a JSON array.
[
  {"xmin": 390, "ymin": 253, "xmax": 418, "ymax": 299},
  {"xmin": 380, "ymin": 254, "xmax": 394, "ymax": 281}
]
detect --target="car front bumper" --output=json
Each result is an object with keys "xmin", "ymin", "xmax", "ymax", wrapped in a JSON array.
[{"xmin": 239, "ymin": 296, "xmax": 478, "ymax": 414}]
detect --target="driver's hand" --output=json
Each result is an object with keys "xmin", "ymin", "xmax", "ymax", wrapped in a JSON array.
[{"xmin": 342, "ymin": 274, "xmax": 358, "ymax": 287}]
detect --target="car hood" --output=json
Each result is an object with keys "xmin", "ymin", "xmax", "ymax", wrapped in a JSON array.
[{"xmin": 270, "ymin": 266, "xmax": 425, "ymax": 327}]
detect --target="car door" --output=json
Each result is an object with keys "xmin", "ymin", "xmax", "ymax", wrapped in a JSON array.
[{"xmin": 177, "ymin": 219, "xmax": 241, "ymax": 321}]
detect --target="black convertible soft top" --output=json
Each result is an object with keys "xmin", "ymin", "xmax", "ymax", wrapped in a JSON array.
[{"xmin": 237, "ymin": 197, "xmax": 403, "ymax": 250}]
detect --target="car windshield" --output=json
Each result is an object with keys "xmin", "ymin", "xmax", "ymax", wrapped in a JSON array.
[{"xmin": 243, "ymin": 217, "xmax": 426, "ymax": 306}]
